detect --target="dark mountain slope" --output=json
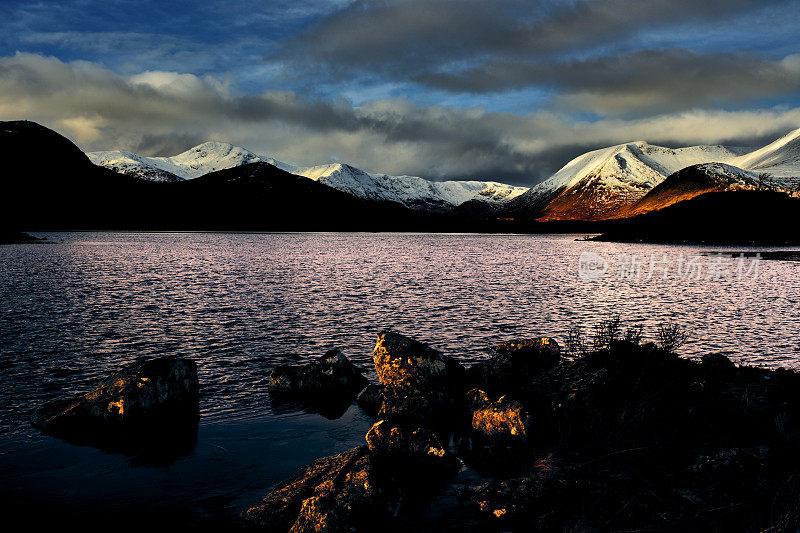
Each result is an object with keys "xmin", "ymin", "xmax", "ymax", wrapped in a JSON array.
[
  {"xmin": 158, "ymin": 162, "xmax": 425, "ymax": 231},
  {"xmin": 595, "ymin": 190, "xmax": 800, "ymax": 244},
  {"xmin": 0, "ymin": 120, "xmax": 151, "ymax": 229}
]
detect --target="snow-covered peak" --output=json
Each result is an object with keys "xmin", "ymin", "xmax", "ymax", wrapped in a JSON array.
[
  {"xmin": 511, "ymin": 140, "xmax": 746, "ymax": 220},
  {"xmin": 292, "ymin": 162, "xmax": 528, "ymax": 209},
  {"xmin": 532, "ymin": 141, "xmax": 743, "ymax": 197},
  {"xmin": 88, "ymin": 142, "xmax": 294, "ymax": 181},
  {"xmin": 733, "ymin": 127, "xmax": 800, "ymax": 179}
]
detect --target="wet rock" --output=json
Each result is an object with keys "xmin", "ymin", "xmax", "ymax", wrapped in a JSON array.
[
  {"xmin": 269, "ymin": 349, "xmax": 368, "ymax": 397},
  {"xmin": 356, "ymin": 383, "xmax": 384, "ymax": 416},
  {"xmin": 466, "ymin": 337, "xmax": 560, "ymax": 393},
  {"xmin": 466, "ymin": 389, "xmax": 530, "ymax": 442},
  {"xmin": 32, "ymin": 356, "xmax": 199, "ymax": 448},
  {"xmin": 372, "ymin": 331, "xmax": 464, "ymax": 422},
  {"xmin": 244, "ymin": 446, "xmax": 381, "ymax": 532}
]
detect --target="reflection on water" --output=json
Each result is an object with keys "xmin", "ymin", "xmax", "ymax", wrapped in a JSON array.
[{"xmin": 1, "ymin": 232, "xmax": 799, "ymax": 525}]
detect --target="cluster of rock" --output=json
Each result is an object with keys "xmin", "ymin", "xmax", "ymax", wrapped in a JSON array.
[
  {"xmin": 30, "ymin": 333, "xmax": 800, "ymax": 531},
  {"xmin": 248, "ymin": 331, "xmax": 800, "ymax": 532},
  {"xmin": 247, "ymin": 330, "xmax": 563, "ymax": 530}
]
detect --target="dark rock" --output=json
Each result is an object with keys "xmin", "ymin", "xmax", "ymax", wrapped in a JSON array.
[
  {"xmin": 466, "ymin": 389, "xmax": 530, "ymax": 442},
  {"xmin": 365, "ymin": 419, "xmax": 459, "ymax": 485},
  {"xmin": 366, "ymin": 419, "xmax": 449, "ymax": 459},
  {"xmin": 269, "ymin": 349, "xmax": 368, "ymax": 397},
  {"xmin": 244, "ymin": 445, "xmax": 382, "ymax": 532},
  {"xmin": 467, "ymin": 476, "xmax": 545, "ymax": 522},
  {"xmin": 356, "ymin": 383, "xmax": 384, "ymax": 416},
  {"xmin": 702, "ymin": 353, "xmax": 736, "ymax": 373},
  {"xmin": 372, "ymin": 331, "xmax": 464, "ymax": 422},
  {"xmin": 32, "ymin": 356, "xmax": 199, "ymax": 450},
  {"xmin": 464, "ymin": 461, "xmax": 579, "ymax": 528},
  {"xmin": 466, "ymin": 337, "xmax": 560, "ymax": 393},
  {"xmin": 494, "ymin": 337, "xmax": 561, "ymax": 363}
]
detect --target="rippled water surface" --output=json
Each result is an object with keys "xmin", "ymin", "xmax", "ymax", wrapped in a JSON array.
[{"xmin": 1, "ymin": 232, "xmax": 800, "ymax": 525}]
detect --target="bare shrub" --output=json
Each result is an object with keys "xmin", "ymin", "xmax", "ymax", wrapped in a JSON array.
[
  {"xmin": 657, "ymin": 321, "xmax": 688, "ymax": 353},
  {"xmin": 624, "ymin": 325, "xmax": 644, "ymax": 345},
  {"xmin": 565, "ymin": 325, "xmax": 587, "ymax": 358},
  {"xmin": 592, "ymin": 314, "xmax": 621, "ymax": 352}
]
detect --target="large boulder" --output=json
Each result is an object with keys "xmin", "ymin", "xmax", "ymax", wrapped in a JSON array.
[
  {"xmin": 32, "ymin": 356, "xmax": 199, "ymax": 448},
  {"xmin": 466, "ymin": 389, "xmax": 530, "ymax": 442},
  {"xmin": 269, "ymin": 349, "xmax": 368, "ymax": 397},
  {"xmin": 466, "ymin": 337, "xmax": 560, "ymax": 393},
  {"xmin": 372, "ymin": 331, "xmax": 464, "ymax": 422},
  {"xmin": 244, "ymin": 446, "xmax": 382, "ymax": 532}
]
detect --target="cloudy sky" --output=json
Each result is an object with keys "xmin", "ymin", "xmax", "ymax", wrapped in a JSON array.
[{"xmin": 1, "ymin": 0, "xmax": 799, "ymax": 184}]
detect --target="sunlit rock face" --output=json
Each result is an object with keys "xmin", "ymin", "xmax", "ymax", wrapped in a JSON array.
[
  {"xmin": 466, "ymin": 389, "xmax": 530, "ymax": 442},
  {"xmin": 32, "ymin": 356, "xmax": 199, "ymax": 447},
  {"xmin": 269, "ymin": 348, "xmax": 368, "ymax": 396},
  {"xmin": 244, "ymin": 445, "xmax": 380, "ymax": 532},
  {"xmin": 372, "ymin": 330, "xmax": 465, "ymax": 423}
]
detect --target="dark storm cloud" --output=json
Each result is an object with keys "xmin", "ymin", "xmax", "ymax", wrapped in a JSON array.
[
  {"xmin": 278, "ymin": 0, "xmax": 771, "ymax": 77},
  {"xmin": 418, "ymin": 49, "xmax": 800, "ymax": 112}
]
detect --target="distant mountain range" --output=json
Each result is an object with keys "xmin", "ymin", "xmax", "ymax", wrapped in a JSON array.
[
  {"xmin": 87, "ymin": 126, "xmax": 800, "ymax": 222},
  {"xmin": 3, "ymin": 120, "xmax": 800, "ymax": 241},
  {"xmin": 87, "ymin": 144, "xmax": 528, "ymax": 210}
]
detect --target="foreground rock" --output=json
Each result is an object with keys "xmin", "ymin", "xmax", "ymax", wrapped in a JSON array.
[
  {"xmin": 466, "ymin": 337, "xmax": 560, "ymax": 393},
  {"xmin": 466, "ymin": 389, "xmax": 530, "ymax": 442},
  {"xmin": 269, "ymin": 349, "xmax": 368, "ymax": 410},
  {"xmin": 32, "ymin": 356, "xmax": 199, "ymax": 449},
  {"xmin": 373, "ymin": 330, "xmax": 465, "ymax": 423},
  {"xmin": 244, "ymin": 446, "xmax": 381, "ymax": 532},
  {"xmin": 365, "ymin": 419, "xmax": 455, "ymax": 473}
]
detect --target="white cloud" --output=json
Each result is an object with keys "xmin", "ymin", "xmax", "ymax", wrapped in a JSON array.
[{"xmin": 1, "ymin": 53, "xmax": 798, "ymax": 184}]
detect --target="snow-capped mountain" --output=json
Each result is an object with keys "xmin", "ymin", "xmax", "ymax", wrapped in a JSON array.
[
  {"xmin": 88, "ymin": 144, "xmax": 529, "ymax": 209},
  {"xmin": 507, "ymin": 141, "xmax": 746, "ymax": 220},
  {"xmin": 732, "ymin": 127, "xmax": 800, "ymax": 180},
  {"xmin": 292, "ymin": 163, "xmax": 528, "ymax": 210},
  {"xmin": 87, "ymin": 142, "xmax": 293, "ymax": 182}
]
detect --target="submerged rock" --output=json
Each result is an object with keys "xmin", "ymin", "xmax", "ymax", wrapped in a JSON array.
[
  {"xmin": 269, "ymin": 349, "xmax": 368, "ymax": 397},
  {"xmin": 466, "ymin": 389, "xmax": 530, "ymax": 442},
  {"xmin": 372, "ymin": 331, "xmax": 464, "ymax": 422},
  {"xmin": 244, "ymin": 445, "xmax": 381, "ymax": 532},
  {"xmin": 356, "ymin": 383, "xmax": 384, "ymax": 416},
  {"xmin": 32, "ymin": 356, "xmax": 199, "ymax": 448},
  {"xmin": 466, "ymin": 337, "xmax": 560, "ymax": 393}
]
